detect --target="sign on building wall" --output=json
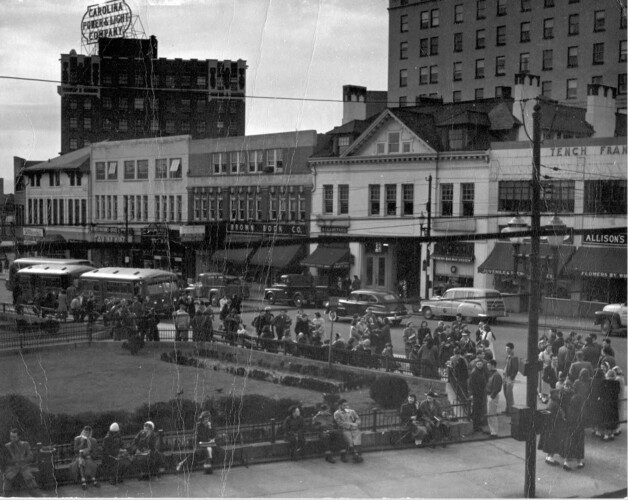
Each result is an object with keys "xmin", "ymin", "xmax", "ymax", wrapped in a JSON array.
[
  {"xmin": 582, "ymin": 232, "xmax": 627, "ymax": 246},
  {"xmin": 82, "ymin": 0, "xmax": 132, "ymax": 44}
]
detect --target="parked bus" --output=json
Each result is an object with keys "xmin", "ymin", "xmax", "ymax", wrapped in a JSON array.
[
  {"xmin": 78, "ymin": 267, "xmax": 180, "ymax": 317},
  {"xmin": 7, "ymin": 257, "xmax": 95, "ymax": 291},
  {"xmin": 16, "ymin": 264, "xmax": 96, "ymax": 305}
]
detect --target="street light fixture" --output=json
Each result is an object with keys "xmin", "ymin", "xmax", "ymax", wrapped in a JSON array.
[
  {"xmin": 418, "ymin": 211, "xmax": 427, "ymax": 235},
  {"xmin": 544, "ymin": 214, "xmax": 567, "ymax": 297}
]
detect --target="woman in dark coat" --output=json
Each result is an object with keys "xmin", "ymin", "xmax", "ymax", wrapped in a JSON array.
[
  {"xmin": 468, "ymin": 359, "xmax": 488, "ymax": 432},
  {"xmin": 538, "ymin": 389, "xmax": 565, "ymax": 465},
  {"xmin": 102, "ymin": 422, "xmax": 130, "ymax": 485},
  {"xmin": 194, "ymin": 411, "xmax": 217, "ymax": 474},
  {"xmin": 131, "ymin": 421, "xmax": 160, "ymax": 480},
  {"xmin": 283, "ymin": 406, "xmax": 305, "ymax": 460},
  {"xmin": 399, "ymin": 394, "xmax": 428, "ymax": 445},
  {"xmin": 561, "ymin": 391, "xmax": 585, "ymax": 470}
]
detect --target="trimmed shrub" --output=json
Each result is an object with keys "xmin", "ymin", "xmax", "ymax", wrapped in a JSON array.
[{"xmin": 369, "ymin": 375, "xmax": 409, "ymax": 409}]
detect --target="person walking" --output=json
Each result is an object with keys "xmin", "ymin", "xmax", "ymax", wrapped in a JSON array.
[
  {"xmin": 173, "ymin": 302, "xmax": 190, "ymax": 342},
  {"xmin": 486, "ymin": 359, "xmax": 502, "ymax": 438},
  {"xmin": 502, "ymin": 342, "xmax": 519, "ymax": 415}
]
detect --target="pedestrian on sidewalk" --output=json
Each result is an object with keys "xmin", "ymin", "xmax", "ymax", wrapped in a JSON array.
[
  {"xmin": 538, "ymin": 389, "xmax": 566, "ymax": 466},
  {"xmin": 486, "ymin": 359, "xmax": 502, "ymax": 438},
  {"xmin": 468, "ymin": 358, "xmax": 487, "ymax": 433},
  {"xmin": 502, "ymin": 342, "xmax": 519, "ymax": 415},
  {"xmin": 538, "ymin": 343, "xmax": 553, "ymax": 403}
]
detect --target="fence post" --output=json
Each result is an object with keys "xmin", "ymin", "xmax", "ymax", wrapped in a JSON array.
[
  {"xmin": 371, "ymin": 408, "xmax": 378, "ymax": 433},
  {"xmin": 270, "ymin": 418, "xmax": 276, "ymax": 443}
]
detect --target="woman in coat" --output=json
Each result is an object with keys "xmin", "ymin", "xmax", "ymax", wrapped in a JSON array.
[
  {"xmin": 283, "ymin": 406, "xmax": 305, "ymax": 461},
  {"xmin": 399, "ymin": 394, "xmax": 428, "ymax": 446},
  {"xmin": 131, "ymin": 421, "xmax": 160, "ymax": 480},
  {"xmin": 561, "ymin": 391, "xmax": 586, "ymax": 470},
  {"xmin": 194, "ymin": 411, "xmax": 216, "ymax": 474},
  {"xmin": 538, "ymin": 389, "xmax": 565, "ymax": 466},
  {"xmin": 102, "ymin": 422, "xmax": 130, "ymax": 485}
]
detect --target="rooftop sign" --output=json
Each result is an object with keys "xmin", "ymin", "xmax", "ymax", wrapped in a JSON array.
[{"xmin": 81, "ymin": 0, "xmax": 132, "ymax": 44}]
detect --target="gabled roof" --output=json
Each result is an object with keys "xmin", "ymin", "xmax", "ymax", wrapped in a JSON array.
[
  {"xmin": 435, "ymin": 109, "xmax": 491, "ymax": 128},
  {"xmin": 24, "ymin": 146, "xmax": 91, "ymax": 173}
]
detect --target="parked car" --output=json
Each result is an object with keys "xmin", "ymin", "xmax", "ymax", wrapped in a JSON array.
[
  {"xmin": 264, "ymin": 274, "xmax": 332, "ymax": 308},
  {"xmin": 191, "ymin": 272, "xmax": 250, "ymax": 306},
  {"xmin": 419, "ymin": 287, "xmax": 507, "ymax": 323},
  {"xmin": 594, "ymin": 302, "xmax": 627, "ymax": 336},
  {"xmin": 326, "ymin": 289, "xmax": 409, "ymax": 326}
]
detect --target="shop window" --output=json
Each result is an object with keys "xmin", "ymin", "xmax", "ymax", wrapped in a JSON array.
[{"xmin": 584, "ymin": 180, "xmax": 627, "ymax": 214}]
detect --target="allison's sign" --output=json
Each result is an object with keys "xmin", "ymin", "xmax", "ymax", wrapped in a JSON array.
[{"xmin": 82, "ymin": 0, "xmax": 132, "ymax": 44}]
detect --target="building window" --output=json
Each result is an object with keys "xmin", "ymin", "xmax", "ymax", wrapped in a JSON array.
[
  {"xmin": 496, "ymin": 26, "xmax": 506, "ymax": 46},
  {"xmin": 400, "ymin": 41, "xmax": 408, "ymax": 60},
  {"xmin": 430, "ymin": 37, "xmax": 439, "ymax": 55},
  {"xmin": 322, "ymin": 185, "xmax": 333, "ymax": 214},
  {"xmin": 618, "ymin": 74, "xmax": 627, "ymax": 95},
  {"xmin": 398, "ymin": 96, "xmax": 407, "ymax": 107},
  {"xmin": 119, "ymin": 119, "xmax": 128, "ymax": 132},
  {"xmin": 212, "ymin": 153, "xmax": 226, "ymax": 174},
  {"xmin": 118, "ymin": 98, "xmax": 128, "ymax": 110},
  {"xmin": 620, "ymin": 41, "xmax": 627, "ymax": 63},
  {"xmin": 69, "ymin": 99, "xmax": 77, "ymax": 110},
  {"xmin": 520, "ymin": 22, "xmax": 531, "ymax": 43},
  {"xmin": 475, "ymin": 59, "xmax": 485, "ymax": 79},
  {"xmin": 248, "ymin": 150, "xmax": 264, "ymax": 172},
  {"xmin": 102, "ymin": 97, "xmax": 112, "ymax": 109},
  {"xmin": 107, "ymin": 161, "xmax": 117, "ymax": 180},
  {"xmin": 584, "ymin": 181, "xmax": 627, "ymax": 214},
  {"xmin": 95, "ymin": 162, "xmax": 106, "ymax": 181},
  {"xmin": 385, "ymin": 185, "xmax": 397, "ymax": 216},
  {"xmin": 266, "ymin": 149, "xmax": 283, "ymax": 173},
  {"xmin": 453, "ymin": 90, "xmax": 462, "ymax": 102},
  {"xmin": 498, "ymin": 181, "xmax": 530, "ymax": 212},
  {"xmin": 134, "ymin": 98, "xmax": 144, "ymax": 110},
  {"xmin": 495, "ymin": 86, "xmax": 506, "ymax": 98},
  {"xmin": 420, "ymin": 11, "xmax": 429, "ymax": 29},
  {"xmin": 181, "ymin": 120, "xmax": 190, "ymax": 133},
  {"xmin": 420, "ymin": 38, "xmax": 428, "ymax": 57},
  {"xmin": 388, "ymin": 132, "xmax": 400, "ymax": 153},
  {"xmin": 429, "ymin": 65, "xmax": 438, "ymax": 84},
  {"xmin": 165, "ymin": 120, "xmax": 175, "ymax": 134},
  {"xmin": 495, "ymin": 56, "xmax": 506, "ymax": 75},
  {"xmin": 520, "ymin": 52, "xmax": 530, "ymax": 72},
  {"xmin": 338, "ymin": 184, "xmax": 349, "ymax": 215},
  {"xmin": 591, "ymin": 75, "xmax": 603, "ymax": 85},
  {"xmin": 592, "ymin": 43, "xmax": 605, "ymax": 64},
  {"xmin": 621, "ymin": 8, "xmax": 627, "ymax": 29},
  {"xmin": 137, "ymin": 159, "xmax": 148, "ymax": 179},
  {"xmin": 476, "ymin": 0, "xmax": 485, "ymax": 20},
  {"xmin": 453, "ymin": 61, "xmax": 462, "ymax": 81},
  {"xmin": 454, "ymin": 4, "xmax": 463, "ymax": 23},
  {"xmin": 69, "ymin": 139, "xmax": 78, "ymax": 150},
  {"xmin": 69, "ymin": 117, "xmax": 77, "ymax": 130},
  {"xmin": 461, "ymin": 183, "xmax": 474, "ymax": 216},
  {"xmin": 399, "ymin": 69, "xmax": 408, "ymax": 87},
  {"xmin": 441, "ymin": 184, "xmax": 453, "ymax": 216},
  {"xmin": 124, "ymin": 160, "xmax": 135, "ymax": 180},
  {"xmin": 497, "ymin": 0, "xmax": 506, "ymax": 16},
  {"xmin": 454, "ymin": 33, "xmax": 463, "ymax": 52},
  {"xmin": 369, "ymin": 185, "xmax": 380, "ymax": 216},
  {"xmin": 150, "ymin": 119, "xmax": 159, "ymax": 132},
  {"xmin": 545, "ymin": 0, "xmax": 554, "ymax": 6},
  {"xmin": 567, "ymin": 46, "xmax": 578, "ymax": 68},
  {"xmin": 169, "ymin": 158, "xmax": 182, "ymax": 179},
  {"xmin": 419, "ymin": 67, "xmax": 428, "ymax": 85},
  {"xmin": 400, "ymin": 14, "xmax": 408, "ymax": 32},
  {"xmin": 566, "ymin": 79, "xmax": 578, "ymax": 99},
  {"xmin": 594, "ymin": 10, "xmax": 605, "ymax": 31},
  {"xmin": 521, "ymin": 0, "xmax": 531, "ymax": 12},
  {"xmin": 83, "ymin": 99, "xmax": 91, "ymax": 110},
  {"xmin": 431, "ymin": 9, "xmax": 439, "ymax": 27},
  {"xmin": 156, "ymin": 158, "xmax": 168, "ymax": 179},
  {"xmin": 568, "ymin": 14, "xmax": 579, "ymax": 35},
  {"xmin": 402, "ymin": 184, "xmax": 414, "ymax": 215},
  {"xmin": 476, "ymin": 29, "xmax": 485, "ymax": 49},
  {"xmin": 475, "ymin": 88, "xmax": 484, "ymax": 99},
  {"xmin": 542, "ymin": 49, "xmax": 553, "ymax": 70},
  {"xmin": 543, "ymin": 18, "xmax": 554, "ymax": 39}
]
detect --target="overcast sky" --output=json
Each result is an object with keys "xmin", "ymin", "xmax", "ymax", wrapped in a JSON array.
[{"xmin": 0, "ymin": 0, "xmax": 389, "ymax": 193}]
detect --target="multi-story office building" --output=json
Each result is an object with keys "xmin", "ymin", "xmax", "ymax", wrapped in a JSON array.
[
  {"xmin": 388, "ymin": 0, "xmax": 627, "ymax": 111},
  {"xmin": 58, "ymin": 36, "xmax": 247, "ymax": 154}
]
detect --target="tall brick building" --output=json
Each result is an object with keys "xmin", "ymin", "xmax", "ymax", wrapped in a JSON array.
[{"xmin": 58, "ymin": 36, "xmax": 246, "ymax": 154}]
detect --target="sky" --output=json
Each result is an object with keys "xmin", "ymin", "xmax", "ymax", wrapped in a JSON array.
[{"xmin": 0, "ymin": 0, "xmax": 389, "ymax": 193}]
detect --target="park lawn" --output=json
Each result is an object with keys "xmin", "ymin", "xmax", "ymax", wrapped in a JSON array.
[{"xmin": 0, "ymin": 345, "xmax": 375, "ymax": 416}]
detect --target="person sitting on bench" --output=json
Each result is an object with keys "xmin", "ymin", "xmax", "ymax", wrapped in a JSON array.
[
  {"xmin": 418, "ymin": 391, "xmax": 452, "ymax": 447},
  {"xmin": 2, "ymin": 428, "xmax": 39, "ymax": 494}
]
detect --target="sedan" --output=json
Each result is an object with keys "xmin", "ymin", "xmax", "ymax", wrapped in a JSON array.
[{"xmin": 326, "ymin": 289, "xmax": 409, "ymax": 326}]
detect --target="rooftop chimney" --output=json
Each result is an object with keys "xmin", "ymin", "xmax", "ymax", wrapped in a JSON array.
[
  {"xmin": 342, "ymin": 85, "xmax": 367, "ymax": 124},
  {"xmin": 586, "ymin": 84, "xmax": 617, "ymax": 138},
  {"xmin": 512, "ymin": 73, "xmax": 540, "ymax": 141}
]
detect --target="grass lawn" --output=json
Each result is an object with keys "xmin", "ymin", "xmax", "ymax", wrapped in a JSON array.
[{"xmin": 0, "ymin": 344, "xmax": 376, "ymax": 416}]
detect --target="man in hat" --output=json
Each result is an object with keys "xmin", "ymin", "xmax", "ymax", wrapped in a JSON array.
[
  {"xmin": 486, "ymin": 359, "xmax": 502, "ymax": 438},
  {"xmin": 468, "ymin": 358, "xmax": 488, "ymax": 433},
  {"xmin": 458, "ymin": 329, "xmax": 476, "ymax": 358},
  {"xmin": 312, "ymin": 404, "xmax": 345, "ymax": 463},
  {"xmin": 333, "ymin": 399, "xmax": 363, "ymax": 463},
  {"xmin": 2, "ymin": 428, "xmax": 39, "ymax": 493},
  {"xmin": 402, "ymin": 321, "xmax": 418, "ymax": 358},
  {"xmin": 272, "ymin": 309, "xmax": 292, "ymax": 341},
  {"xmin": 283, "ymin": 406, "xmax": 305, "ymax": 461},
  {"xmin": 418, "ymin": 391, "xmax": 451, "ymax": 446},
  {"xmin": 502, "ymin": 342, "xmax": 520, "ymax": 415}
]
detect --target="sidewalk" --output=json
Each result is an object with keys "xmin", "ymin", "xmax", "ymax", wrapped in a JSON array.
[{"xmin": 51, "ymin": 425, "xmax": 626, "ymax": 498}]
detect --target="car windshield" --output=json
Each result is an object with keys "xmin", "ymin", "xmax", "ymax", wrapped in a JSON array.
[{"xmin": 380, "ymin": 293, "xmax": 401, "ymax": 302}]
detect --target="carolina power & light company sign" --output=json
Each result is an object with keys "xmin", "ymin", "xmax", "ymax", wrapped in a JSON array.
[{"xmin": 82, "ymin": 0, "xmax": 132, "ymax": 44}]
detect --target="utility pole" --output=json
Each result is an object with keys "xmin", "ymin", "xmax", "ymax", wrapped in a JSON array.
[
  {"xmin": 423, "ymin": 174, "xmax": 432, "ymax": 299},
  {"xmin": 125, "ymin": 196, "xmax": 130, "ymax": 266},
  {"xmin": 524, "ymin": 101, "xmax": 542, "ymax": 498}
]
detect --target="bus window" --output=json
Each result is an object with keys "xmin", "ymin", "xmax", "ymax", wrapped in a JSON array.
[{"xmin": 105, "ymin": 281, "xmax": 134, "ymax": 296}]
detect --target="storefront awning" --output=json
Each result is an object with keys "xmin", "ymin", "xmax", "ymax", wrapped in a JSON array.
[
  {"xmin": 478, "ymin": 242, "xmax": 575, "ymax": 278},
  {"xmin": 211, "ymin": 247, "xmax": 254, "ymax": 265},
  {"xmin": 563, "ymin": 246, "xmax": 627, "ymax": 279},
  {"xmin": 300, "ymin": 246, "xmax": 351, "ymax": 269},
  {"xmin": 248, "ymin": 244, "xmax": 302, "ymax": 268}
]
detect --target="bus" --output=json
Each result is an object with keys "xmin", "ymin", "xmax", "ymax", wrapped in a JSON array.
[
  {"xmin": 16, "ymin": 264, "xmax": 97, "ymax": 305},
  {"xmin": 7, "ymin": 257, "xmax": 95, "ymax": 291},
  {"xmin": 78, "ymin": 268, "xmax": 180, "ymax": 317}
]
